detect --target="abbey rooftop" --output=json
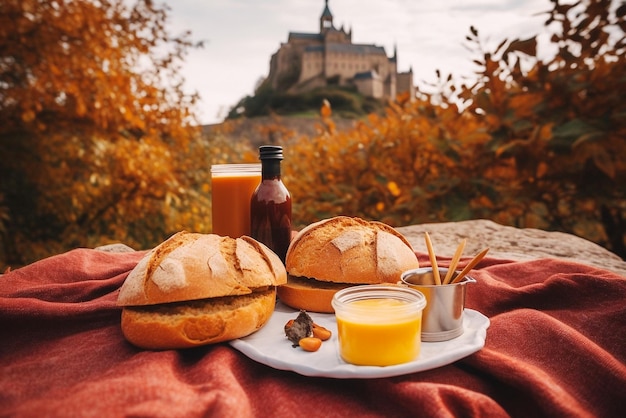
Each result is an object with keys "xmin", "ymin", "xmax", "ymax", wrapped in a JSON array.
[{"xmin": 266, "ymin": 0, "xmax": 415, "ymax": 100}]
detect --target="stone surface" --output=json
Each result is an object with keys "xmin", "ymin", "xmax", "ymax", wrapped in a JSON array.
[
  {"xmin": 94, "ymin": 243, "xmax": 136, "ymax": 253},
  {"xmin": 93, "ymin": 219, "xmax": 626, "ymax": 276},
  {"xmin": 397, "ymin": 219, "xmax": 626, "ymax": 276}
]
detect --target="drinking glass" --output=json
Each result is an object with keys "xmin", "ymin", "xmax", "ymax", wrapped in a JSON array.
[{"xmin": 211, "ymin": 164, "xmax": 261, "ymax": 238}]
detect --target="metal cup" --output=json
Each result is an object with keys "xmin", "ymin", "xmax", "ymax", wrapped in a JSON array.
[{"xmin": 400, "ymin": 267, "xmax": 475, "ymax": 342}]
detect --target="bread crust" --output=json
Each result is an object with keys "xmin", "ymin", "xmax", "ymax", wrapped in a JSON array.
[
  {"xmin": 285, "ymin": 216, "xmax": 419, "ymax": 285},
  {"xmin": 117, "ymin": 231, "xmax": 287, "ymax": 349},
  {"xmin": 280, "ymin": 217, "xmax": 419, "ymax": 312},
  {"xmin": 121, "ymin": 289, "xmax": 277, "ymax": 349},
  {"xmin": 277, "ymin": 276, "xmax": 351, "ymax": 313},
  {"xmin": 118, "ymin": 232, "xmax": 287, "ymax": 306}
]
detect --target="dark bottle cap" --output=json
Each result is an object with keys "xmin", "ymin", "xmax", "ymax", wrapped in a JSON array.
[{"xmin": 259, "ymin": 145, "xmax": 283, "ymax": 160}]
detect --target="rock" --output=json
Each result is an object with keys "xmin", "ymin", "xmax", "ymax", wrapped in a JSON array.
[
  {"xmin": 95, "ymin": 243, "xmax": 136, "ymax": 253},
  {"xmin": 90, "ymin": 220, "xmax": 626, "ymax": 276},
  {"xmin": 397, "ymin": 219, "xmax": 626, "ymax": 276}
]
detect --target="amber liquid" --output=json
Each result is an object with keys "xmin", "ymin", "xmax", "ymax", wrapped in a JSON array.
[
  {"xmin": 211, "ymin": 171, "xmax": 261, "ymax": 238},
  {"xmin": 250, "ymin": 178, "xmax": 292, "ymax": 263}
]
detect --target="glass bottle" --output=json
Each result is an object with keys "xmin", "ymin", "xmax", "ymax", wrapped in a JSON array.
[{"xmin": 250, "ymin": 145, "xmax": 292, "ymax": 263}]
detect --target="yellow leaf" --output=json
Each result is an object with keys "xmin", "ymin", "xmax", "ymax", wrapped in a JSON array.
[
  {"xmin": 387, "ymin": 181, "xmax": 401, "ymax": 197},
  {"xmin": 539, "ymin": 123, "xmax": 553, "ymax": 141},
  {"xmin": 21, "ymin": 110, "xmax": 36, "ymax": 122},
  {"xmin": 320, "ymin": 99, "xmax": 332, "ymax": 118}
]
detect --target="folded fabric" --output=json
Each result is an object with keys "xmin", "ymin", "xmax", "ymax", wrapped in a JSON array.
[{"xmin": 1, "ymin": 248, "xmax": 625, "ymax": 417}]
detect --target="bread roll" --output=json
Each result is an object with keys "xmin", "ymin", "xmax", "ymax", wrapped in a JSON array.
[
  {"xmin": 279, "ymin": 216, "xmax": 419, "ymax": 312},
  {"xmin": 117, "ymin": 231, "xmax": 287, "ymax": 349},
  {"xmin": 275, "ymin": 276, "xmax": 350, "ymax": 314},
  {"xmin": 285, "ymin": 216, "xmax": 419, "ymax": 284},
  {"xmin": 120, "ymin": 290, "xmax": 276, "ymax": 350}
]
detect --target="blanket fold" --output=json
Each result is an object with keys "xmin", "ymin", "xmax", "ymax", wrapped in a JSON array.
[{"xmin": 1, "ymin": 248, "xmax": 625, "ymax": 417}]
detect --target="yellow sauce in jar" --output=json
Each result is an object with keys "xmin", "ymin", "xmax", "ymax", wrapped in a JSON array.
[{"xmin": 335, "ymin": 298, "xmax": 423, "ymax": 366}]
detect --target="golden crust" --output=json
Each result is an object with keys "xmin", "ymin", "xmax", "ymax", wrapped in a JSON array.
[
  {"xmin": 117, "ymin": 232, "xmax": 287, "ymax": 349},
  {"xmin": 121, "ymin": 289, "xmax": 277, "ymax": 349},
  {"xmin": 285, "ymin": 216, "xmax": 419, "ymax": 285},
  {"xmin": 117, "ymin": 231, "xmax": 287, "ymax": 307},
  {"xmin": 277, "ymin": 276, "xmax": 352, "ymax": 313}
]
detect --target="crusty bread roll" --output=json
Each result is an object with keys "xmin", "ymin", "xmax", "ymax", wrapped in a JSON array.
[
  {"xmin": 118, "ymin": 231, "xmax": 287, "ymax": 349},
  {"xmin": 278, "ymin": 216, "xmax": 419, "ymax": 312},
  {"xmin": 275, "ymin": 276, "xmax": 350, "ymax": 314},
  {"xmin": 120, "ymin": 290, "xmax": 276, "ymax": 350}
]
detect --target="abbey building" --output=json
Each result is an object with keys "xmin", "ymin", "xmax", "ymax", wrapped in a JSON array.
[{"xmin": 265, "ymin": 0, "xmax": 414, "ymax": 101}]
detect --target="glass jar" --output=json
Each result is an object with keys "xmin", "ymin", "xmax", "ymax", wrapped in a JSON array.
[
  {"xmin": 332, "ymin": 285, "xmax": 426, "ymax": 366},
  {"xmin": 211, "ymin": 163, "xmax": 261, "ymax": 238}
]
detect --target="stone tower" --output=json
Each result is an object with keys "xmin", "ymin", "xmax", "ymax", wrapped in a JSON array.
[{"xmin": 266, "ymin": 1, "xmax": 414, "ymax": 100}]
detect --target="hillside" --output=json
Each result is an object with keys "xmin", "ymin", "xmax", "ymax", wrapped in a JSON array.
[{"xmin": 203, "ymin": 116, "xmax": 359, "ymax": 148}]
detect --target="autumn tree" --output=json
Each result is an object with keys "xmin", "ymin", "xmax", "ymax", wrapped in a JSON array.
[
  {"xmin": 0, "ymin": 0, "xmax": 206, "ymax": 266},
  {"xmin": 285, "ymin": 0, "xmax": 625, "ymax": 257},
  {"xmin": 2, "ymin": 0, "xmax": 624, "ymax": 267},
  {"xmin": 456, "ymin": 0, "xmax": 626, "ymax": 255}
]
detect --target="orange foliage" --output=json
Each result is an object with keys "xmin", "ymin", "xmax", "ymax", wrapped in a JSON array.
[
  {"xmin": 0, "ymin": 0, "xmax": 624, "ymax": 267},
  {"xmin": 285, "ymin": 96, "xmax": 493, "ymax": 227},
  {"xmin": 284, "ymin": 0, "xmax": 625, "ymax": 257},
  {"xmin": 0, "ymin": 0, "xmax": 209, "ymax": 265}
]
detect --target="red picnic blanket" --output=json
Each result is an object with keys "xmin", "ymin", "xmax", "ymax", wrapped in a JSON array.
[{"xmin": 1, "ymin": 247, "xmax": 625, "ymax": 417}]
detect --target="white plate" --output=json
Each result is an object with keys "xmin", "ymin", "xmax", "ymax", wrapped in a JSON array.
[{"xmin": 229, "ymin": 302, "xmax": 490, "ymax": 379}]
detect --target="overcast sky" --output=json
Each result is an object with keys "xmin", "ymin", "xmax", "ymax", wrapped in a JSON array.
[{"xmin": 165, "ymin": 0, "xmax": 552, "ymax": 125}]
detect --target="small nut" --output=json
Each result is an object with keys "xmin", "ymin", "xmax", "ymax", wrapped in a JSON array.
[
  {"xmin": 299, "ymin": 337, "xmax": 322, "ymax": 352},
  {"xmin": 312, "ymin": 323, "xmax": 332, "ymax": 341}
]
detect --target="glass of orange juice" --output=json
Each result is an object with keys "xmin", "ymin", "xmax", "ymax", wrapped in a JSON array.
[
  {"xmin": 332, "ymin": 285, "xmax": 426, "ymax": 366},
  {"xmin": 211, "ymin": 164, "xmax": 261, "ymax": 238}
]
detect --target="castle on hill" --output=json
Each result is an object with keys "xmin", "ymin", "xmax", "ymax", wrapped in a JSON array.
[{"xmin": 265, "ymin": 0, "xmax": 415, "ymax": 101}]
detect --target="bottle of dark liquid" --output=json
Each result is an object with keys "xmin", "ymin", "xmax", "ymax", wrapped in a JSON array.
[{"xmin": 250, "ymin": 145, "xmax": 292, "ymax": 263}]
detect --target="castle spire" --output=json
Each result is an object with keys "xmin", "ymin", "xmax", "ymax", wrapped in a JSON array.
[{"xmin": 320, "ymin": 0, "xmax": 334, "ymax": 33}]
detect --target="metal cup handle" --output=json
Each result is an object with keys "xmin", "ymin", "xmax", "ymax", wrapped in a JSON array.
[{"xmin": 462, "ymin": 276, "xmax": 477, "ymax": 284}]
